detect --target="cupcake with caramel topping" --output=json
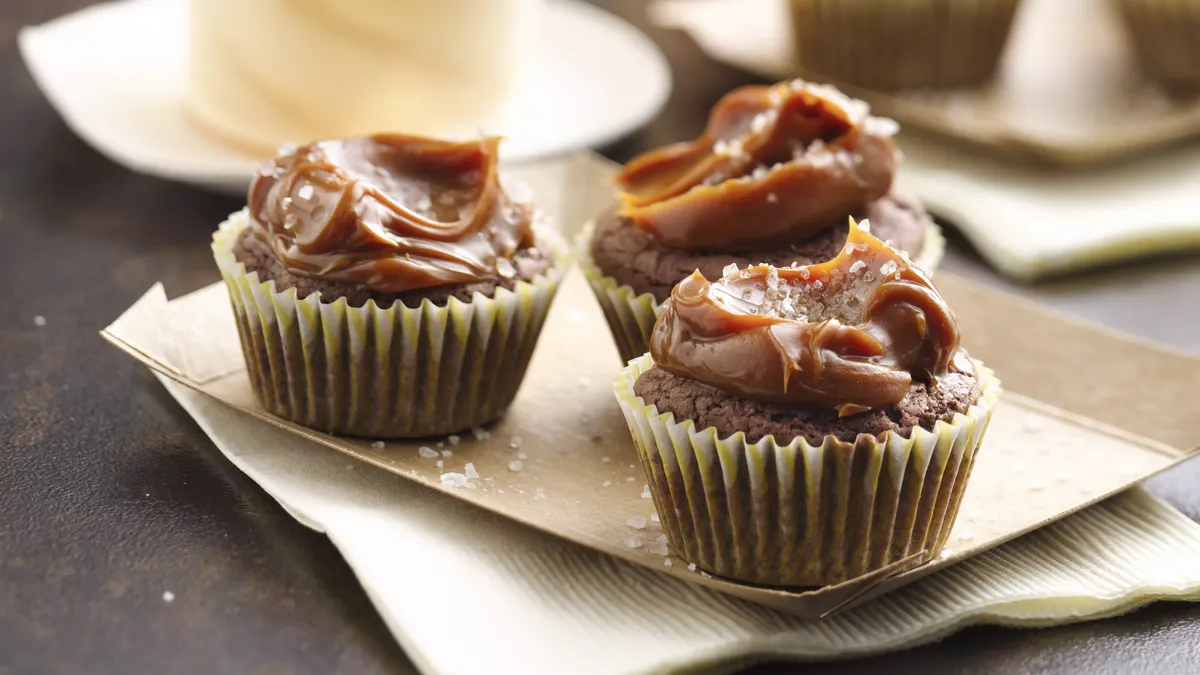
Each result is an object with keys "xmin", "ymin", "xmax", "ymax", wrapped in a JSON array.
[
  {"xmin": 213, "ymin": 133, "xmax": 568, "ymax": 438},
  {"xmin": 614, "ymin": 219, "xmax": 999, "ymax": 587},
  {"xmin": 581, "ymin": 79, "xmax": 943, "ymax": 364}
]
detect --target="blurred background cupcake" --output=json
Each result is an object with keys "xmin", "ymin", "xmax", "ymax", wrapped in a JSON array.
[
  {"xmin": 786, "ymin": 0, "xmax": 1024, "ymax": 90},
  {"xmin": 1113, "ymin": 0, "xmax": 1200, "ymax": 96}
]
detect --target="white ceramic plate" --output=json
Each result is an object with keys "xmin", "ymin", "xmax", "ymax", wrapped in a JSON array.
[{"xmin": 19, "ymin": 0, "xmax": 671, "ymax": 196}]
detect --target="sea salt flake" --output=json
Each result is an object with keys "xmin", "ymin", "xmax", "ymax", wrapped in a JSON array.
[
  {"xmin": 471, "ymin": 427, "xmax": 491, "ymax": 441},
  {"xmin": 623, "ymin": 537, "xmax": 643, "ymax": 549},
  {"xmin": 464, "ymin": 463, "xmax": 480, "ymax": 479},
  {"xmin": 650, "ymin": 513, "xmax": 660, "ymax": 523},
  {"xmin": 641, "ymin": 486, "xmax": 652, "ymax": 499},
  {"xmin": 848, "ymin": 260, "xmax": 866, "ymax": 274},
  {"xmin": 436, "ymin": 460, "xmax": 444, "ymax": 469},
  {"xmin": 508, "ymin": 460, "xmax": 523, "ymax": 472},
  {"xmin": 859, "ymin": 220, "xmax": 871, "ymax": 232},
  {"xmin": 648, "ymin": 536, "xmax": 669, "ymax": 556},
  {"xmin": 418, "ymin": 446, "xmax": 438, "ymax": 459},
  {"xmin": 626, "ymin": 516, "xmax": 647, "ymax": 530},
  {"xmin": 664, "ymin": 559, "xmax": 673, "ymax": 567},
  {"xmin": 441, "ymin": 450, "xmax": 453, "ymax": 458},
  {"xmin": 880, "ymin": 261, "xmax": 898, "ymax": 276},
  {"xmin": 687, "ymin": 563, "xmax": 697, "ymax": 572},
  {"xmin": 722, "ymin": 263, "xmax": 739, "ymax": 278},
  {"xmin": 448, "ymin": 434, "xmax": 461, "ymax": 446},
  {"xmin": 440, "ymin": 472, "xmax": 468, "ymax": 488},
  {"xmin": 296, "ymin": 184, "xmax": 315, "ymax": 202}
]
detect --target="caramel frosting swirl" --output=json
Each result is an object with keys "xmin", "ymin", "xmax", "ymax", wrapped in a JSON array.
[
  {"xmin": 246, "ymin": 134, "xmax": 537, "ymax": 294},
  {"xmin": 649, "ymin": 219, "xmax": 961, "ymax": 410},
  {"xmin": 615, "ymin": 80, "xmax": 898, "ymax": 252}
]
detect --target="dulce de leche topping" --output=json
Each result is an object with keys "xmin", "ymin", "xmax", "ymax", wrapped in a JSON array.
[
  {"xmin": 649, "ymin": 219, "xmax": 961, "ymax": 411},
  {"xmin": 615, "ymin": 80, "xmax": 898, "ymax": 252},
  {"xmin": 247, "ymin": 134, "xmax": 537, "ymax": 294}
]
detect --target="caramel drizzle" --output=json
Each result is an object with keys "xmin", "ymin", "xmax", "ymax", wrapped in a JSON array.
[
  {"xmin": 650, "ymin": 219, "xmax": 960, "ymax": 409},
  {"xmin": 613, "ymin": 81, "xmax": 898, "ymax": 252}
]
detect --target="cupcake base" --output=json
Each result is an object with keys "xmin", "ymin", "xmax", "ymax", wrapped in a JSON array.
[
  {"xmin": 214, "ymin": 209, "xmax": 570, "ymax": 438},
  {"xmin": 614, "ymin": 354, "xmax": 1000, "ymax": 588}
]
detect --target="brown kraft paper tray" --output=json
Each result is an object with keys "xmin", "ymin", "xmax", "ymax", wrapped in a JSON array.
[{"xmin": 101, "ymin": 152, "xmax": 1200, "ymax": 619}]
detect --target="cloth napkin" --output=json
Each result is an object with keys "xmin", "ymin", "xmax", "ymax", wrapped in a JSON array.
[{"xmin": 157, "ymin": 375, "xmax": 1200, "ymax": 675}]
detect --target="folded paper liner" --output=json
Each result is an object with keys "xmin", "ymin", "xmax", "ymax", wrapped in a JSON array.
[{"xmin": 102, "ymin": 152, "xmax": 1200, "ymax": 620}]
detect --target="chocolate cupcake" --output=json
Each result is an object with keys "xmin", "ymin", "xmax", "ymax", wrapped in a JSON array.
[
  {"xmin": 614, "ymin": 219, "xmax": 1000, "ymax": 587},
  {"xmin": 787, "ymin": 0, "xmax": 1024, "ymax": 90},
  {"xmin": 580, "ymin": 80, "xmax": 943, "ymax": 364},
  {"xmin": 212, "ymin": 134, "xmax": 569, "ymax": 438},
  {"xmin": 1114, "ymin": 0, "xmax": 1200, "ymax": 96}
]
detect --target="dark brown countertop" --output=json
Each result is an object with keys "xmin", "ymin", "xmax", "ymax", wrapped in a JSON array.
[{"xmin": 2, "ymin": 1, "xmax": 1199, "ymax": 673}]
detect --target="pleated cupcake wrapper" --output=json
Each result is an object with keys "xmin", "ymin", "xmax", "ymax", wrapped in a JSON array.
[
  {"xmin": 614, "ymin": 354, "xmax": 1002, "ymax": 588},
  {"xmin": 212, "ymin": 209, "xmax": 570, "ymax": 438},
  {"xmin": 1115, "ymin": 0, "xmax": 1200, "ymax": 95},
  {"xmin": 787, "ymin": 0, "xmax": 1022, "ymax": 90},
  {"xmin": 577, "ymin": 220, "xmax": 946, "ymax": 365}
]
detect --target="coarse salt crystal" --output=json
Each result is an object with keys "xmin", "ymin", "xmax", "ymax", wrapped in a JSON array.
[
  {"xmin": 849, "ymin": 260, "xmax": 866, "ymax": 274},
  {"xmin": 880, "ymin": 260, "xmax": 898, "ymax": 276},
  {"xmin": 441, "ymin": 450, "xmax": 453, "ymax": 458},
  {"xmin": 722, "ymin": 263, "xmax": 739, "ymax": 278},
  {"xmin": 297, "ymin": 184, "xmax": 315, "ymax": 201},
  {"xmin": 626, "ymin": 476, "xmax": 635, "ymax": 482},
  {"xmin": 162, "ymin": 591, "xmax": 175, "ymax": 603},
  {"xmin": 812, "ymin": 280, "xmax": 823, "ymax": 290},
  {"xmin": 626, "ymin": 516, "xmax": 647, "ymax": 530},
  {"xmin": 602, "ymin": 480, "xmax": 612, "ymax": 487},
  {"xmin": 509, "ymin": 436, "xmax": 522, "ymax": 449},
  {"xmin": 518, "ymin": 452, "xmax": 527, "ymax": 460},
  {"xmin": 728, "ymin": 139, "xmax": 744, "ymax": 156},
  {"xmin": 436, "ymin": 460, "xmax": 444, "ymax": 469},
  {"xmin": 664, "ymin": 559, "xmax": 673, "ymax": 567},
  {"xmin": 418, "ymin": 446, "xmax": 438, "ymax": 459},
  {"xmin": 447, "ymin": 434, "xmax": 461, "ymax": 446},
  {"xmin": 601, "ymin": 456, "xmax": 611, "ymax": 464},
  {"xmin": 687, "ymin": 563, "xmax": 697, "ymax": 572},
  {"xmin": 508, "ymin": 460, "xmax": 523, "ymax": 472},
  {"xmin": 641, "ymin": 486, "xmax": 652, "ymax": 499},
  {"xmin": 371, "ymin": 440, "xmax": 385, "ymax": 449},
  {"xmin": 713, "ymin": 139, "xmax": 729, "ymax": 155},
  {"xmin": 648, "ymin": 537, "xmax": 669, "ymax": 556},
  {"xmin": 751, "ymin": 165, "xmax": 769, "ymax": 181},
  {"xmin": 623, "ymin": 537, "xmax": 643, "ymax": 549},
  {"xmin": 471, "ymin": 427, "xmax": 491, "ymax": 441},
  {"xmin": 440, "ymin": 472, "xmax": 468, "ymax": 488},
  {"xmin": 464, "ymin": 463, "xmax": 480, "ymax": 479},
  {"xmin": 650, "ymin": 513, "xmax": 660, "ymax": 523}
]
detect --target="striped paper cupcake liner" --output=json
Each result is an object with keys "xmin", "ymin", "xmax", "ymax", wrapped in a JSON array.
[
  {"xmin": 787, "ymin": 0, "xmax": 1023, "ymax": 90},
  {"xmin": 212, "ymin": 209, "xmax": 570, "ymax": 438},
  {"xmin": 1115, "ymin": 0, "xmax": 1200, "ymax": 95},
  {"xmin": 577, "ymin": 220, "xmax": 945, "ymax": 365},
  {"xmin": 614, "ymin": 354, "xmax": 1001, "ymax": 588}
]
